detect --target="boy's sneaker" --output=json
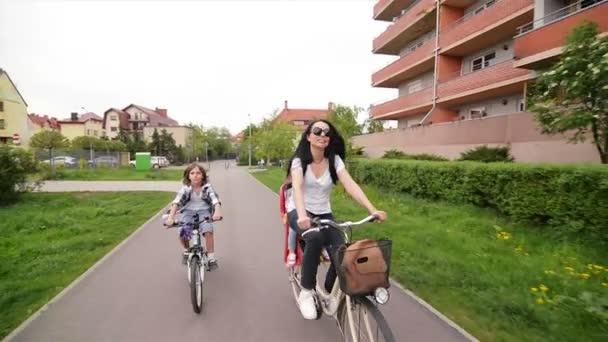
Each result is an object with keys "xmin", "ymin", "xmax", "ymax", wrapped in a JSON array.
[
  {"xmin": 297, "ymin": 289, "xmax": 318, "ymax": 320},
  {"xmin": 286, "ymin": 252, "xmax": 296, "ymax": 267},
  {"xmin": 208, "ymin": 258, "xmax": 218, "ymax": 270}
]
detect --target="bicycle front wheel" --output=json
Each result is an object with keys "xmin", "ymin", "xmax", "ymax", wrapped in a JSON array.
[
  {"xmin": 190, "ymin": 255, "xmax": 204, "ymax": 314},
  {"xmin": 339, "ymin": 296, "xmax": 395, "ymax": 342}
]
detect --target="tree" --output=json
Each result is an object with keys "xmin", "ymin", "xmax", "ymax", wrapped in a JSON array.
[
  {"xmin": 254, "ymin": 119, "xmax": 297, "ymax": 163},
  {"xmin": 529, "ymin": 21, "xmax": 608, "ymax": 163},
  {"xmin": 149, "ymin": 128, "xmax": 161, "ymax": 155},
  {"xmin": 71, "ymin": 136, "xmax": 105, "ymax": 151},
  {"xmin": 363, "ymin": 118, "xmax": 385, "ymax": 134},
  {"xmin": 29, "ymin": 130, "xmax": 68, "ymax": 160},
  {"xmin": 327, "ymin": 104, "xmax": 363, "ymax": 139}
]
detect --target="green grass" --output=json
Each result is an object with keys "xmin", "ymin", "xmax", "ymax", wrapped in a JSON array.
[
  {"xmin": 0, "ymin": 192, "xmax": 174, "ymax": 339},
  {"xmin": 253, "ymin": 168, "xmax": 608, "ymax": 342},
  {"xmin": 35, "ymin": 167, "xmax": 183, "ymax": 181}
]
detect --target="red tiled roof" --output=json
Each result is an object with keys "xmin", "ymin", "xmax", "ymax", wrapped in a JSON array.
[
  {"xmin": 80, "ymin": 112, "xmax": 102, "ymax": 122},
  {"xmin": 276, "ymin": 108, "xmax": 330, "ymax": 123}
]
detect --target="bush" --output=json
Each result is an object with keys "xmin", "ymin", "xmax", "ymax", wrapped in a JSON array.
[
  {"xmin": 458, "ymin": 145, "xmax": 514, "ymax": 162},
  {"xmin": 349, "ymin": 159, "xmax": 608, "ymax": 242},
  {"xmin": 382, "ymin": 149, "xmax": 448, "ymax": 161},
  {"xmin": 0, "ymin": 146, "xmax": 39, "ymax": 205},
  {"xmin": 237, "ymin": 154, "xmax": 257, "ymax": 166}
]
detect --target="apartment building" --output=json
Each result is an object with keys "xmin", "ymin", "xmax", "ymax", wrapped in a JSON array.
[{"xmin": 358, "ymin": 0, "xmax": 607, "ymax": 162}]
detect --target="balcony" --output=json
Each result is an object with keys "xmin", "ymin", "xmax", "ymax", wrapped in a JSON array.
[
  {"xmin": 374, "ymin": 0, "xmax": 420, "ymax": 21},
  {"xmin": 372, "ymin": 39, "xmax": 435, "ymax": 87},
  {"xmin": 440, "ymin": 0, "xmax": 534, "ymax": 56},
  {"xmin": 514, "ymin": 0, "xmax": 608, "ymax": 69},
  {"xmin": 370, "ymin": 87, "xmax": 433, "ymax": 119},
  {"xmin": 373, "ymin": 0, "xmax": 436, "ymax": 55},
  {"xmin": 437, "ymin": 58, "xmax": 532, "ymax": 105}
]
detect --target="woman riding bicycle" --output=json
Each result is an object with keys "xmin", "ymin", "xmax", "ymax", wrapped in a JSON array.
[{"xmin": 285, "ymin": 119, "xmax": 387, "ymax": 320}]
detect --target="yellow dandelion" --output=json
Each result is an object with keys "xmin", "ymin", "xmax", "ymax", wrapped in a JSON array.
[
  {"xmin": 592, "ymin": 265, "xmax": 604, "ymax": 271},
  {"xmin": 536, "ymin": 298, "xmax": 545, "ymax": 305},
  {"xmin": 602, "ymin": 283, "xmax": 608, "ymax": 288},
  {"xmin": 587, "ymin": 264, "xmax": 594, "ymax": 270},
  {"xmin": 539, "ymin": 285, "xmax": 549, "ymax": 292},
  {"xmin": 581, "ymin": 273, "xmax": 590, "ymax": 280},
  {"xmin": 564, "ymin": 267, "xmax": 575, "ymax": 272},
  {"xmin": 544, "ymin": 270, "xmax": 556, "ymax": 275},
  {"xmin": 531, "ymin": 287, "xmax": 539, "ymax": 292}
]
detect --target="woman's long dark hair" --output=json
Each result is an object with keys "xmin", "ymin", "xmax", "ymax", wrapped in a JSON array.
[{"xmin": 286, "ymin": 119, "xmax": 345, "ymax": 184}]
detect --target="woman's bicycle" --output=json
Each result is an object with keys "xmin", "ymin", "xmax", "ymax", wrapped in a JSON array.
[
  {"xmin": 287, "ymin": 215, "xmax": 395, "ymax": 342},
  {"xmin": 163, "ymin": 213, "xmax": 222, "ymax": 314}
]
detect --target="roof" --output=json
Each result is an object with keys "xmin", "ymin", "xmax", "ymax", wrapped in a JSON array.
[
  {"xmin": 103, "ymin": 108, "xmax": 130, "ymax": 130},
  {"xmin": 58, "ymin": 112, "xmax": 103, "ymax": 124},
  {"xmin": 276, "ymin": 108, "xmax": 330, "ymax": 123},
  {"xmin": 0, "ymin": 68, "xmax": 28, "ymax": 106},
  {"xmin": 122, "ymin": 104, "xmax": 178, "ymax": 126},
  {"xmin": 80, "ymin": 112, "xmax": 102, "ymax": 122},
  {"xmin": 28, "ymin": 114, "xmax": 61, "ymax": 129}
]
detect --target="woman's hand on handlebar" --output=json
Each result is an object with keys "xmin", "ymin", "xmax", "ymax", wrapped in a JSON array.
[{"xmin": 371, "ymin": 210, "xmax": 387, "ymax": 222}]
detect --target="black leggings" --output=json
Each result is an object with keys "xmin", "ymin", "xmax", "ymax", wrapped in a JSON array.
[{"xmin": 288, "ymin": 210, "xmax": 344, "ymax": 292}]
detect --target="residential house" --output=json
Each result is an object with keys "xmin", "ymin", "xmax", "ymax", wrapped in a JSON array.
[
  {"xmin": 28, "ymin": 114, "xmax": 61, "ymax": 134},
  {"xmin": 57, "ymin": 112, "xmax": 104, "ymax": 141},
  {"xmin": 0, "ymin": 68, "xmax": 33, "ymax": 147},
  {"xmin": 102, "ymin": 104, "xmax": 180, "ymax": 140},
  {"xmin": 275, "ymin": 100, "xmax": 333, "ymax": 130},
  {"xmin": 357, "ymin": 0, "xmax": 607, "ymax": 163}
]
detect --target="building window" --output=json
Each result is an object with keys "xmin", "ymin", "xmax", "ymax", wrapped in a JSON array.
[
  {"xmin": 518, "ymin": 99, "xmax": 526, "ymax": 112},
  {"xmin": 111, "ymin": 127, "xmax": 118, "ymax": 132},
  {"xmin": 111, "ymin": 115, "xmax": 117, "ymax": 121},
  {"xmin": 470, "ymin": 107, "xmax": 487, "ymax": 119},
  {"xmin": 407, "ymin": 79, "xmax": 423, "ymax": 94},
  {"xmin": 471, "ymin": 52, "xmax": 496, "ymax": 72},
  {"xmin": 0, "ymin": 101, "xmax": 3, "ymax": 112},
  {"xmin": 0, "ymin": 119, "xmax": 5, "ymax": 129},
  {"xmin": 87, "ymin": 129, "xmax": 91, "ymax": 135}
]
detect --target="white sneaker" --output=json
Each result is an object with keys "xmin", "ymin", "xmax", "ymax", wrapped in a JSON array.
[
  {"xmin": 286, "ymin": 252, "xmax": 296, "ymax": 267},
  {"xmin": 297, "ymin": 289, "xmax": 318, "ymax": 320}
]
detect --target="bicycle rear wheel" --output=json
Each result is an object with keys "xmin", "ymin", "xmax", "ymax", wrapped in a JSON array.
[
  {"xmin": 339, "ymin": 296, "xmax": 395, "ymax": 342},
  {"xmin": 190, "ymin": 255, "xmax": 204, "ymax": 314}
]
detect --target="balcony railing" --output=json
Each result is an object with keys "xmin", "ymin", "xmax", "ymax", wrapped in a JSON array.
[
  {"xmin": 516, "ymin": 0, "xmax": 606, "ymax": 35},
  {"xmin": 438, "ymin": 58, "xmax": 531, "ymax": 99},
  {"xmin": 373, "ymin": 0, "xmax": 434, "ymax": 53},
  {"xmin": 440, "ymin": 0, "xmax": 533, "ymax": 48},
  {"xmin": 371, "ymin": 86, "xmax": 433, "ymax": 118},
  {"xmin": 372, "ymin": 38, "xmax": 435, "ymax": 86}
]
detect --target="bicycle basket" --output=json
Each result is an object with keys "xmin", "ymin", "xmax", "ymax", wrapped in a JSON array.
[{"xmin": 336, "ymin": 239, "xmax": 392, "ymax": 296}]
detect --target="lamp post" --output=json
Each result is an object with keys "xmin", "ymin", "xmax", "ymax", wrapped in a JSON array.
[
  {"xmin": 248, "ymin": 113, "xmax": 252, "ymax": 168},
  {"xmin": 205, "ymin": 141, "xmax": 209, "ymax": 169},
  {"xmin": 81, "ymin": 106, "xmax": 93, "ymax": 162}
]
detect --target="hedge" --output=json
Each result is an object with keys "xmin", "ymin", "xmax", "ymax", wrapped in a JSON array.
[{"xmin": 348, "ymin": 159, "xmax": 608, "ymax": 241}]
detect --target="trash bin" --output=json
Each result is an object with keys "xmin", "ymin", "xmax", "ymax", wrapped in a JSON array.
[{"xmin": 135, "ymin": 152, "xmax": 151, "ymax": 171}]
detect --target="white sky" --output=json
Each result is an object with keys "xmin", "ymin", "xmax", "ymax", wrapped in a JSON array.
[{"xmin": 0, "ymin": 0, "xmax": 395, "ymax": 134}]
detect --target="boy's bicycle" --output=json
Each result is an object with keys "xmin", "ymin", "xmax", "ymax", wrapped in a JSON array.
[
  {"xmin": 286, "ymin": 214, "xmax": 395, "ymax": 342},
  {"xmin": 163, "ymin": 213, "xmax": 222, "ymax": 314}
]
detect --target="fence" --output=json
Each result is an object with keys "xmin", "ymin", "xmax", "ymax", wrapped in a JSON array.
[{"xmin": 34, "ymin": 149, "xmax": 130, "ymax": 169}]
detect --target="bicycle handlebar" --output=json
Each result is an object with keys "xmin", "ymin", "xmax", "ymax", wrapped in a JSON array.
[
  {"xmin": 301, "ymin": 215, "xmax": 377, "ymax": 237},
  {"xmin": 162, "ymin": 214, "xmax": 223, "ymax": 228}
]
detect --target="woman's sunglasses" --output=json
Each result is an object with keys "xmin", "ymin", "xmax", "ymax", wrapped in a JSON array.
[{"xmin": 311, "ymin": 127, "xmax": 331, "ymax": 137}]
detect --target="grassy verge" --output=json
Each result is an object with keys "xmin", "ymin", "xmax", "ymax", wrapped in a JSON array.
[
  {"xmin": 253, "ymin": 168, "xmax": 608, "ymax": 342},
  {"xmin": 0, "ymin": 192, "xmax": 174, "ymax": 339},
  {"xmin": 34, "ymin": 167, "xmax": 183, "ymax": 181}
]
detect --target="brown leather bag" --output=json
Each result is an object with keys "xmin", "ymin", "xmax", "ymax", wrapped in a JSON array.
[{"xmin": 337, "ymin": 239, "xmax": 391, "ymax": 296}]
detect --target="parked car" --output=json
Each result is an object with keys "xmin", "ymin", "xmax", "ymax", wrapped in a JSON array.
[
  {"xmin": 41, "ymin": 156, "xmax": 78, "ymax": 168},
  {"xmin": 152, "ymin": 156, "xmax": 170, "ymax": 169},
  {"xmin": 129, "ymin": 156, "xmax": 170, "ymax": 168},
  {"xmin": 88, "ymin": 156, "xmax": 119, "ymax": 168}
]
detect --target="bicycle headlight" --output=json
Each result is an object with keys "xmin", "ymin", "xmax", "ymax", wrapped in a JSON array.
[{"xmin": 374, "ymin": 287, "xmax": 390, "ymax": 305}]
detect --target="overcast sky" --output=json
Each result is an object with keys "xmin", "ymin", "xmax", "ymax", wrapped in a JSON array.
[{"xmin": 0, "ymin": 0, "xmax": 395, "ymax": 134}]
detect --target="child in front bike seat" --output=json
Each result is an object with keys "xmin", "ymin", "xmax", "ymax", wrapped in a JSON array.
[{"xmin": 165, "ymin": 163, "xmax": 223, "ymax": 267}]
